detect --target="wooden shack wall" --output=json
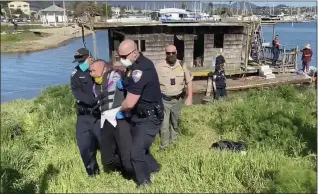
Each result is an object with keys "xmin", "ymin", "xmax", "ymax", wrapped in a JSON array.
[
  {"xmin": 124, "ymin": 34, "xmax": 174, "ymax": 65},
  {"xmin": 202, "ymin": 34, "xmax": 244, "ymax": 71},
  {"xmin": 183, "ymin": 34, "xmax": 194, "ymax": 68},
  {"xmin": 223, "ymin": 34, "xmax": 244, "ymax": 70},
  {"xmin": 110, "ymin": 25, "xmax": 249, "ymax": 72},
  {"xmin": 203, "ymin": 34, "xmax": 214, "ymax": 68}
]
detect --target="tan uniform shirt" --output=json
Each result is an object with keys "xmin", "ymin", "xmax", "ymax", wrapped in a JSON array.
[{"xmin": 155, "ymin": 60, "xmax": 193, "ymax": 96}]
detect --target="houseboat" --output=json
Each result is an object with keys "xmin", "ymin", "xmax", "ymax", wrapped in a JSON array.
[{"xmin": 83, "ymin": 20, "xmax": 298, "ymax": 76}]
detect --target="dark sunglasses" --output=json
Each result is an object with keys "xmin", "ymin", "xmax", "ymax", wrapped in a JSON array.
[
  {"xmin": 166, "ymin": 52, "xmax": 176, "ymax": 55},
  {"xmin": 119, "ymin": 49, "xmax": 135, "ymax": 59}
]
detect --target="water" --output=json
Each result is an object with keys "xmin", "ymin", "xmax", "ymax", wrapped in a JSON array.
[
  {"xmin": 1, "ymin": 30, "xmax": 110, "ymax": 103},
  {"xmin": 262, "ymin": 21, "xmax": 317, "ymax": 69},
  {"xmin": 1, "ymin": 22, "xmax": 316, "ymax": 103}
]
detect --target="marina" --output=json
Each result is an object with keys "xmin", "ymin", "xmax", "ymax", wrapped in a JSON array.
[{"xmin": 83, "ymin": 19, "xmax": 301, "ymax": 77}]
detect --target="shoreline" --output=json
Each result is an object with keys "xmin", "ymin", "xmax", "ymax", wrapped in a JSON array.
[
  {"xmin": 1, "ymin": 26, "xmax": 92, "ymax": 54},
  {"xmin": 2, "ymin": 74, "xmax": 315, "ymax": 104}
]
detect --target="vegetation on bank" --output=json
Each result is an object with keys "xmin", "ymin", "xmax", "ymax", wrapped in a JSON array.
[
  {"xmin": 1, "ymin": 24, "xmax": 53, "ymax": 53},
  {"xmin": 1, "ymin": 85, "xmax": 316, "ymax": 193},
  {"xmin": 1, "ymin": 31, "xmax": 50, "ymax": 43},
  {"xmin": 0, "ymin": 24, "xmax": 60, "ymax": 33}
]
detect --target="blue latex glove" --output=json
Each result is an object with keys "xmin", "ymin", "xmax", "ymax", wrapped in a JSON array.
[
  {"xmin": 116, "ymin": 111, "xmax": 125, "ymax": 119},
  {"xmin": 116, "ymin": 79, "xmax": 124, "ymax": 90}
]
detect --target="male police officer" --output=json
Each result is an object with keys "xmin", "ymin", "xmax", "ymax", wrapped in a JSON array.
[
  {"xmin": 212, "ymin": 65, "xmax": 227, "ymax": 100},
  {"xmin": 155, "ymin": 45, "xmax": 193, "ymax": 151},
  {"xmin": 71, "ymin": 48, "xmax": 101, "ymax": 177},
  {"xmin": 89, "ymin": 59, "xmax": 134, "ymax": 178},
  {"xmin": 118, "ymin": 39, "xmax": 163, "ymax": 188}
]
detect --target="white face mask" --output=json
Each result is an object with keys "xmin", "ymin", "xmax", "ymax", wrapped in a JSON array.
[{"xmin": 120, "ymin": 58, "xmax": 133, "ymax": 67}]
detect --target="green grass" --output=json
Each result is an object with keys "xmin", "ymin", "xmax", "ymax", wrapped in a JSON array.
[
  {"xmin": 0, "ymin": 24, "xmax": 61, "ymax": 33},
  {"xmin": 1, "ymin": 85, "xmax": 317, "ymax": 193},
  {"xmin": 1, "ymin": 31, "xmax": 50, "ymax": 43}
]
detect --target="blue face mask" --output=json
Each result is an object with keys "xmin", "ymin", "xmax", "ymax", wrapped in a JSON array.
[{"xmin": 79, "ymin": 62, "xmax": 89, "ymax": 72}]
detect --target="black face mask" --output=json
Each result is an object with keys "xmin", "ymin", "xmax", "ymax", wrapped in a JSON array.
[{"xmin": 166, "ymin": 55, "xmax": 177, "ymax": 65}]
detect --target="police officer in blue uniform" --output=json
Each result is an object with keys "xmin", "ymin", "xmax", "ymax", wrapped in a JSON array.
[
  {"xmin": 71, "ymin": 48, "xmax": 102, "ymax": 177},
  {"xmin": 212, "ymin": 64, "xmax": 227, "ymax": 100},
  {"xmin": 117, "ymin": 39, "xmax": 163, "ymax": 187}
]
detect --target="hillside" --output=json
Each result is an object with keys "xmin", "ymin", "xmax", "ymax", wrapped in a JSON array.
[{"xmin": 1, "ymin": 85, "xmax": 316, "ymax": 193}]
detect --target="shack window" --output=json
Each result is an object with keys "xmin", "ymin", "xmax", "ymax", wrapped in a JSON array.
[
  {"xmin": 134, "ymin": 40, "xmax": 146, "ymax": 52},
  {"xmin": 214, "ymin": 34, "xmax": 224, "ymax": 48}
]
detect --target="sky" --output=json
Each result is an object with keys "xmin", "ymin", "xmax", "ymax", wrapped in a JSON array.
[{"xmin": 254, "ymin": 2, "xmax": 317, "ymax": 7}]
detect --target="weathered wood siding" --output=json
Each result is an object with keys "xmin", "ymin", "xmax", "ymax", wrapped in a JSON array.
[
  {"xmin": 109, "ymin": 25, "xmax": 250, "ymax": 73},
  {"xmin": 203, "ymin": 34, "xmax": 214, "ymax": 69},
  {"xmin": 201, "ymin": 34, "xmax": 244, "ymax": 71},
  {"xmin": 183, "ymin": 34, "xmax": 194, "ymax": 69},
  {"xmin": 222, "ymin": 34, "xmax": 244, "ymax": 70},
  {"xmin": 124, "ymin": 33, "xmax": 174, "ymax": 65}
]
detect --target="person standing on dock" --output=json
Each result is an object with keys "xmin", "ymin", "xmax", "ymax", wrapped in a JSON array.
[
  {"xmin": 155, "ymin": 44, "xmax": 193, "ymax": 152},
  {"xmin": 272, "ymin": 35, "xmax": 281, "ymax": 66},
  {"xmin": 300, "ymin": 44, "xmax": 313, "ymax": 73},
  {"xmin": 117, "ymin": 39, "xmax": 162, "ymax": 188},
  {"xmin": 212, "ymin": 64, "xmax": 227, "ymax": 100},
  {"xmin": 70, "ymin": 48, "xmax": 101, "ymax": 177}
]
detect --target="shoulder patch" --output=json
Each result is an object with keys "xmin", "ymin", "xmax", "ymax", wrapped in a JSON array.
[
  {"xmin": 132, "ymin": 69, "xmax": 143, "ymax": 83},
  {"xmin": 71, "ymin": 69, "xmax": 77, "ymax": 77}
]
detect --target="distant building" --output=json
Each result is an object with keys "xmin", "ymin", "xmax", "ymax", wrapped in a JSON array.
[
  {"xmin": 159, "ymin": 8, "xmax": 188, "ymax": 21},
  {"xmin": 8, "ymin": 1, "xmax": 31, "ymax": 15},
  {"xmin": 39, "ymin": 4, "xmax": 67, "ymax": 26}
]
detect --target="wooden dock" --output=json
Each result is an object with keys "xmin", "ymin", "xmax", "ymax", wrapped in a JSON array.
[{"xmin": 192, "ymin": 73, "xmax": 313, "ymax": 94}]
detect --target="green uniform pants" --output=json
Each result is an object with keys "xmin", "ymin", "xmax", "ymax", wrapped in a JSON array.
[{"xmin": 160, "ymin": 97, "xmax": 183, "ymax": 150}]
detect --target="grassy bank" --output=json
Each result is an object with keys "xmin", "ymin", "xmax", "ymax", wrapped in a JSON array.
[
  {"xmin": 1, "ymin": 31, "xmax": 51, "ymax": 43},
  {"xmin": 1, "ymin": 25, "xmax": 51, "ymax": 53},
  {"xmin": 0, "ymin": 24, "xmax": 60, "ymax": 33},
  {"xmin": 1, "ymin": 85, "xmax": 316, "ymax": 193},
  {"xmin": 1, "ymin": 25, "xmax": 91, "ymax": 53}
]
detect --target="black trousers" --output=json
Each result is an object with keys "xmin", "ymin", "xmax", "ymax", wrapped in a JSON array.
[
  {"xmin": 272, "ymin": 48, "xmax": 280, "ymax": 65},
  {"xmin": 114, "ymin": 119, "xmax": 134, "ymax": 176},
  {"xmin": 76, "ymin": 115, "xmax": 101, "ymax": 176},
  {"xmin": 100, "ymin": 120, "xmax": 121, "ymax": 171},
  {"xmin": 214, "ymin": 87, "xmax": 227, "ymax": 100},
  {"xmin": 130, "ymin": 117, "xmax": 161, "ymax": 184},
  {"xmin": 100, "ymin": 118, "xmax": 134, "ymax": 175}
]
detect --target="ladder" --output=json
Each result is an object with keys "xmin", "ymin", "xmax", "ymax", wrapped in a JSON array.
[{"xmin": 251, "ymin": 22, "xmax": 265, "ymax": 63}]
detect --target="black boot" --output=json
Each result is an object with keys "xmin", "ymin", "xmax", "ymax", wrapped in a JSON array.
[{"xmin": 136, "ymin": 180, "xmax": 152, "ymax": 188}]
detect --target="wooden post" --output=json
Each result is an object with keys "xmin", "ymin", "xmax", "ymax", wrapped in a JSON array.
[
  {"xmin": 244, "ymin": 25, "xmax": 250, "ymax": 74},
  {"xmin": 295, "ymin": 46, "xmax": 298, "ymax": 70},
  {"xmin": 81, "ymin": 25, "xmax": 86, "ymax": 48},
  {"xmin": 206, "ymin": 75, "xmax": 213, "ymax": 97},
  {"xmin": 282, "ymin": 54, "xmax": 286, "ymax": 74},
  {"xmin": 92, "ymin": 28, "xmax": 98, "ymax": 59},
  {"xmin": 272, "ymin": 24, "xmax": 276, "ymax": 38}
]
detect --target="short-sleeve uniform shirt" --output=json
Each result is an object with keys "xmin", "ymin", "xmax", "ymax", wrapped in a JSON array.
[{"xmin": 155, "ymin": 59, "xmax": 193, "ymax": 96}]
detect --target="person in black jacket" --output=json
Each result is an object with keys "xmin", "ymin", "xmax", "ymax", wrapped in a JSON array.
[
  {"xmin": 212, "ymin": 64, "xmax": 227, "ymax": 100},
  {"xmin": 71, "ymin": 48, "xmax": 103, "ymax": 177}
]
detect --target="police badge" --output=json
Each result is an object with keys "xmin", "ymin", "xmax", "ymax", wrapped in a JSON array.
[{"xmin": 132, "ymin": 70, "xmax": 143, "ymax": 83}]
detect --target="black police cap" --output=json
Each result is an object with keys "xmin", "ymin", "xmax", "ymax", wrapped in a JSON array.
[{"xmin": 72, "ymin": 48, "xmax": 92, "ymax": 63}]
